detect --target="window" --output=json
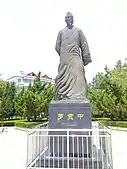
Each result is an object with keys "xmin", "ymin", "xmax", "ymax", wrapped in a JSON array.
[
  {"xmin": 18, "ymin": 79, "xmax": 21, "ymax": 83},
  {"xmin": 23, "ymin": 79, "xmax": 32, "ymax": 83}
]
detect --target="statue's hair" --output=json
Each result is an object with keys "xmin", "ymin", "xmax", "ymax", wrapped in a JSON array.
[{"xmin": 65, "ymin": 12, "xmax": 73, "ymax": 18}]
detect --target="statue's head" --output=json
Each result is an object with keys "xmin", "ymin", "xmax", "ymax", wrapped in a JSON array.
[{"xmin": 65, "ymin": 12, "xmax": 74, "ymax": 28}]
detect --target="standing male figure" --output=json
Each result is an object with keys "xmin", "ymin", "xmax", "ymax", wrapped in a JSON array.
[{"xmin": 55, "ymin": 12, "xmax": 92, "ymax": 100}]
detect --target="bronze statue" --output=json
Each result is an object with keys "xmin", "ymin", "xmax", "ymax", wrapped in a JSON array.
[{"xmin": 55, "ymin": 12, "xmax": 92, "ymax": 100}]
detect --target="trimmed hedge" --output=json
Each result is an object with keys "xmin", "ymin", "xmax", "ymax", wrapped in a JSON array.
[
  {"xmin": 0, "ymin": 120, "xmax": 25, "ymax": 127},
  {"xmin": 0, "ymin": 121, "xmax": 14, "ymax": 126},
  {"xmin": 14, "ymin": 121, "xmax": 41, "ymax": 128},
  {"xmin": 2, "ymin": 117, "xmax": 127, "ymax": 128},
  {"xmin": 92, "ymin": 118, "xmax": 110, "ymax": 122},
  {"xmin": 101, "ymin": 121, "xmax": 127, "ymax": 128},
  {"xmin": 92, "ymin": 118, "xmax": 127, "ymax": 128},
  {"xmin": 0, "ymin": 118, "xmax": 48, "ymax": 128}
]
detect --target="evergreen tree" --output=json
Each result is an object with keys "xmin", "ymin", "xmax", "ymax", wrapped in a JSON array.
[
  {"xmin": 8, "ymin": 82, "xmax": 16, "ymax": 118},
  {"xmin": 14, "ymin": 87, "xmax": 25, "ymax": 119},
  {"xmin": 0, "ymin": 80, "xmax": 6, "ymax": 99},
  {"xmin": 0, "ymin": 81, "xmax": 17, "ymax": 119},
  {"xmin": 23, "ymin": 90, "xmax": 35, "ymax": 121},
  {"xmin": 22, "ymin": 72, "xmax": 55, "ymax": 121},
  {"xmin": 32, "ymin": 72, "xmax": 44, "ymax": 93},
  {"xmin": 89, "ymin": 59, "xmax": 127, "ymax": 120}
]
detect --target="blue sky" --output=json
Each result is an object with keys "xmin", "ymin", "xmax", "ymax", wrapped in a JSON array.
[{"xmin": 0, "ymin": 0, "xmax": 127, "ymax": 82}]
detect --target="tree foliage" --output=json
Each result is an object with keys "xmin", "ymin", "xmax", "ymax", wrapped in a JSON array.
[
  {"xmin": 15, "ymin": 72, "xmax": 55, "ymax": 121},
  {"xmin": 2, "ymin": 61, "xmax": 127, "ymax": 122},
  {"xmin": 14, "ymin": 87, "xmax": 25, "ymax": 119},
  {"xmin": 88, "ymin": 59, "xmax": 127, "ymax": 120},
  {"xmin": 0, "ymin": 72, "xmax": 55, "ymax": 121},
  {"xmin": 0, "ymin": 81, "xmax": 16, "ymax": 119}
]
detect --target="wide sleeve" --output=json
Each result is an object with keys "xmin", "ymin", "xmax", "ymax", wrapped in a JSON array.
[
  {"xmin": 79, "ymin": 30, "xmax": 92, "ymax": 66},
  {"xmin": 55, "ymin": 31, "xmax": 61, "ymax": 56}
]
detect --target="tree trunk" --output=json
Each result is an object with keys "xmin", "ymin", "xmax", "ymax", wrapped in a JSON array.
[{"xmin": 34, "ymin": 115, "xmax": 37, "ymax": 121}]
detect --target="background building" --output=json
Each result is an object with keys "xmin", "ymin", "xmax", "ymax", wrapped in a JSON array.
[{"xmin": 7, "ymin": 71, "xmax": 55, "ymax": 89}]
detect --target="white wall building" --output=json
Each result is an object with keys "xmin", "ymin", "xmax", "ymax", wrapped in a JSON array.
[{"xmin": 7, "ymin": 72, "xmax": 55, "ymax": 89}]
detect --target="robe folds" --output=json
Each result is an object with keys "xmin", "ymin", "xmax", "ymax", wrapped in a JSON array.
[{"xmin": 55, "ymin": 26, "xmax": 92, "ymax": 100}]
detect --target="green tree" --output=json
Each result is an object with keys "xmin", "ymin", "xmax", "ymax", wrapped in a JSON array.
[
  {"xmin": 0, "ymin": 95, "xmax": 12, "ymax": 119},
  {"xmin": 88, "ymin": 60, "xmax": 127, "ymax": 120},
  {"xmin": 0, "ymin": 81, "xmax": 17, "ymax": 119},
  {"xmin": 13, "ymin": 71, "xmax": 55, "ymax": 121},
  {"xmin": 42, "ymin": 84, "xmax": 55, "ymax": 117},
  {"xmin": 23, "ymin": 90, "xmax": 35, "ymax": 121},
  {"xmin": 0, "ymin": 82, "xmax": 11, "ymax": 119},
  {"xmin": 0, "ymin": 80, "xmax": 6, "ymax": 99},
  {"xmin": 22, "ymin": 72, "xmax": 55, "ymax": 121},
  {"xmin": 14, "ymin": 87, "xmax": 25, "ymax": 119},
  {"xmin": 32, "ymin": 72, "xmax": 45, "ymax": 93},
  {"xmin": 8, "ymin": 82, "xmax": 16, "ymax": 118}
]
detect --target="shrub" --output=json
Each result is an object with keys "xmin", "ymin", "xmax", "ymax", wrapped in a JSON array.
[
  {"xmin": 0, "ymin": 121, "xmax": 14, "ymax": 126},
  {"xmin": 92, "ymin": 118, "xmax": 127, "ymax": 128},
  {"xmin": 14, "ymin": 121, "xmax": 41, "ymax": 128},
  {"xmin": 0, "ymin": 118, "xmax": 47, "ymax": 128},
  {"xmin": 100, "ymin": 120, "xmax": 127, "ymax": 128},
  {"xmin": 92, "ymin": 118, "xmax": 110, "ymax": 122}
]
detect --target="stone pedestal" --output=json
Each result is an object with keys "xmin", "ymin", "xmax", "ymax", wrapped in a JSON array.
[
  {"xmin": 48, "ymin": 100, "xmax": 92, "ymax": 158},
  {"xmin": 33, "ymin": 100, "xmax": 112, "ymax": 169},
  {"xmin": 48, "ymin": 100, "xmax": 92, "ymax": 129},
  {"xmin": 34, "ymin": 144, "xmax": 107, "ymax": 169}
]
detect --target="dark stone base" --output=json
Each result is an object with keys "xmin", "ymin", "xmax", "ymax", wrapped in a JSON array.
[
  {"xmin": 32, "ymin": 147, "xmax": 110, "ymax": 169},
  {"xmin": 48, "ymin": 131, "xmax": 92, "ymax": 158},
  {"xmin": 49, "ymin": 152, "xmax": 91, "ymax": 158},
  {"xmin": 48, "ymin": 100, "xmax": 92, "ymax": 158},
  {"xmin": 49, "ymin": 100, "xmax": 92, "ymax": 129},
  {"xmin": 34, "ymin": 157, "xmax": 103, "ymax": 169}
]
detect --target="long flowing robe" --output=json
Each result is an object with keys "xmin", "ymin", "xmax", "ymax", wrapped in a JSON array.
[{"xmin": 55, "ymin": 26, "xmax": 92, "ymax": 100}]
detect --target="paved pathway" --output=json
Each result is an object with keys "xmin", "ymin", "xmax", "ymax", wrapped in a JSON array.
[
  {"xmin": 0, "ymin": 127, "xmax": 127, "ymax": 169},
  {"xmin": 0, "ymin": 127, "xmax": 27, "ymax": 169},
  {"xmin": 112, "ymin": 130, "xmax": 127, "ymax": 169}
]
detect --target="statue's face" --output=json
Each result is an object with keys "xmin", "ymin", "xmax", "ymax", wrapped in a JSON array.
[{"xmin": 65, "ymin": 13, "xmax": 73, "ymax": 27}]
